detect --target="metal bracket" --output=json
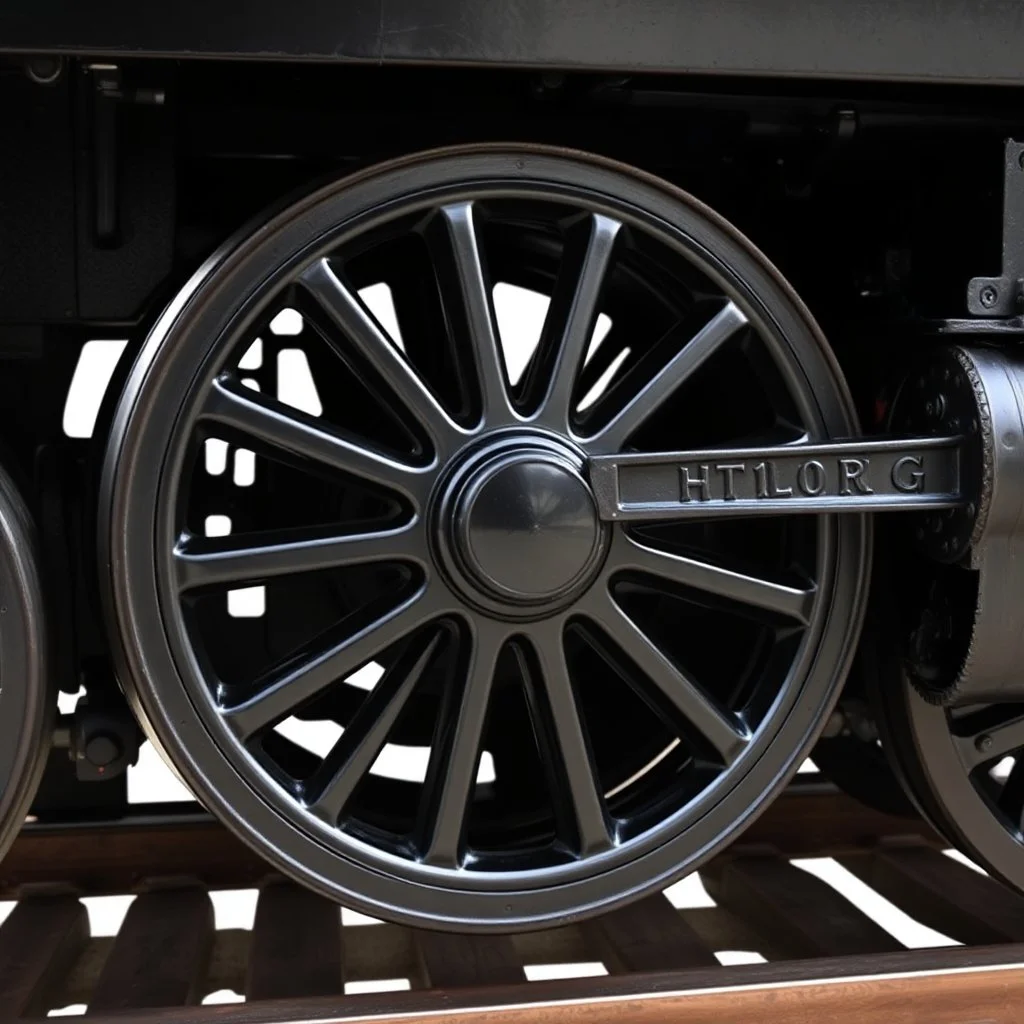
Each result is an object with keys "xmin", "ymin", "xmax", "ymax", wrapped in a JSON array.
[
  {"xmin": 588, "ymin": 436, "xmax": 963, "ymax": 522},
  {"xmin": 85, "ymin": 62, "xmax": 166, "ymax": 246},
  {"xmin": 967, "ymin": 138, "xmax": 1024, "ymax": 316}
]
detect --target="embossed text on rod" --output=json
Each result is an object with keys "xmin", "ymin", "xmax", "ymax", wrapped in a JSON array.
[{"xmin": 588, "ymin": 436, "xmax": 963, "ymax": 521}]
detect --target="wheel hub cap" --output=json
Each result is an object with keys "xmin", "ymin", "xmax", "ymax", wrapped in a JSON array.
[{"xmin": 452, "ymin": 450, "xmax": 603, "ymax": 605}]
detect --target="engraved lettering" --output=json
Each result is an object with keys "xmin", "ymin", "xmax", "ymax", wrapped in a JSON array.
[
  {"xmin": 797, "ymin": 459, "xmax": 826, "ymax": 496},
  {"xmin": 892, "ymin": 455, "xmax": 925, "ymax": 493},
  {"xmin": 716, "ymin": 463, "xmax": 745, "ymax": 501},
  {"xmin": 754, "ymin": 462, "xmax": 768, "ymax": 498},
  {"xmin": 838, "ymin": 458, "xmax": 873, "ymax": 495},
  {"xmin": 753, "ymin": 460, "xmax": 792, "ymax": 499},
  {"xmin": 680, "ymin": 463, "xmax": 710, "ymax": 502}
]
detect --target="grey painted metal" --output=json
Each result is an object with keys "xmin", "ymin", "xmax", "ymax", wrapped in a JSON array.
[
  {"xmin": 588, "ymin": 437, "xmax": 964, "ymax": 522},
  {"xmin": 7, "ymin": 2, "xmax": 1024, "ymax": 86}
]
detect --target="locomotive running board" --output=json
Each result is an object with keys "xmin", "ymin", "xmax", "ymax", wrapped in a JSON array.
[{"xmin": 588, "ymin": 436, "xmax": 963, "ymax": 521}]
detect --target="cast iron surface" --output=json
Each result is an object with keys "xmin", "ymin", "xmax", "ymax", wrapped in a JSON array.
[
  {"xmin": 100, "ymin": 144, "xmax": 870, "ymax": 930},
  {"xmin": 9, "ymin": 1, "xmax": 1024, "ymax": 86},
  {"xmin": 0, "ymin": 463, "xmax": 52, "ymax": 861}
]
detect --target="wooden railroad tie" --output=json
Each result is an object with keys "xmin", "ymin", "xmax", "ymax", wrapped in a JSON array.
[{"xmin": 2, "ymin": 787, "xmax": 1021, "ymax": 1023}]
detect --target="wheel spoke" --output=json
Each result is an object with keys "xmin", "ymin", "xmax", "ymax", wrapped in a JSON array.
[
  {"xmin": 532, "ymin": 213, "xmax": 621, "ymax": 429},
  {"xmin": 222, "ymin": 586, "xmax": 443, "ymax": 740},
  {"xmin": 299, "ymin": 259, "xmax": 464, "ymax": 453},
  {"xmin": 522, "ymin": 624, "xmax": 612, "ymax": 856},
  {"xmin": 613, "ymin": 532, "xmax": 814, "ymax": 625},
  {"xmin": 588, "ymin": 301, "xmax": 748, "ymax": 452},
  {"xmin": 306, "ymin": 630, "xmax": 444, "ymax": 825},
  {"xmin": 439, "ymin": 202, "xmax": 514, "ymax": 426},
  {"xmin": 999, "ymin": 758, "xmax": 1024, "ymax": 831},
  {"xmin": 580, "ymin": 589, "xmax": 749, "ymax": 764},
  {"xmin": 421, "ymin": 619, "xmax": 506, "ymax": 867},
  {"xmin": 174, "ymin": 522, "xmax": 423, "ymax": 591},
  {"xmin": 201, "ymin": 376, "xmax": 433, "ymax": 506}
]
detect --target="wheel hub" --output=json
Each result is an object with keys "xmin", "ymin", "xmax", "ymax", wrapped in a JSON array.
[{"xmin": 440, "ymin": 439, "xmax": 607, "ymax": 612}]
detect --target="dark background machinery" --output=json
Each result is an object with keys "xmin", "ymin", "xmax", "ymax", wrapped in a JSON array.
[{"xmin": 4, "ymin": 2, "xmax": 1024, "ymax": 926}]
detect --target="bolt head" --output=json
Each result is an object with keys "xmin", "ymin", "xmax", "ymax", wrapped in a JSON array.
[
  {"xmin": 976, "ymin": 733, "xmax": 993, "ymax": 753},
  {"xmin": 84, "ymin": 732, "xmax": 122, "ymax": 767},
  {"xmin": 980, "ymin": 285, "xmax": 999, "ymax": 308}
]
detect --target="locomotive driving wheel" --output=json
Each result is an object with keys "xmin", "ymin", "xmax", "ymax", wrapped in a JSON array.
[{"xmin": 100, "ymin": 145, "xmax": 870, "ymax": 930}]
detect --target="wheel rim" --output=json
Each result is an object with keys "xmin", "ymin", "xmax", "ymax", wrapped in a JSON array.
[
  {"xmin": 102, "ymin": 146, "xmax": 869, "ymax": 928},
  {"xmin": 0, "ymin": 464, "xmax": 51, "ymax": 858}
]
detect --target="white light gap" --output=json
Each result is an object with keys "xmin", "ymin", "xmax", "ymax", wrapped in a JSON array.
[
  {"xmin": 792, "ymin": 857, "xmax": 959, "ymax": 948},
  {"xmin": 277, "ymin": 349, "xmax": 323, "ymax": 416},
  {"xmin": 359, "ymin": 283, "xmax": 405, "ymax": 352},
  {"xmin": 269, "ymin": 308, "xmax": 303, "ymax": 336},
  {"xmin": 62, "ymin": 339, "xmax": 128, "ymax": 438}
]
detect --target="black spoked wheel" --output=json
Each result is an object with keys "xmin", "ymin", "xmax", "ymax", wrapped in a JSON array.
[
  {"xmin": 101, "ymin": 146, "xmax": 869, "ymax": 930},
  {"xmin": 0, "ymin": 463, "xmax": 51, "ymax": 859}
]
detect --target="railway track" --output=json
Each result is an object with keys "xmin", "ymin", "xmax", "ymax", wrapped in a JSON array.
[{"xmin": 4, "ymin": 782, "xmax": 1022, "ymax": 1023}]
